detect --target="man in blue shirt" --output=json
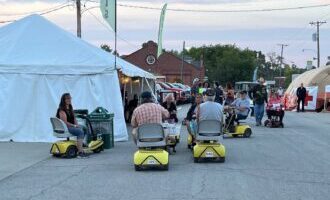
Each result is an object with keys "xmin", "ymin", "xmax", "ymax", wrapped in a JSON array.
[
  {"xmin": 225, "ymin": 90, "xmax": 250, "ymax": 131},
  {"xmin": 231, "ymin": 90, "xmax": 250, "ymax": 121}
]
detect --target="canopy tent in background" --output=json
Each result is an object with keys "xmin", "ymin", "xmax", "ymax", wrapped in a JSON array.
[
  {"xmin": 285, "ymin": 65, "xmax": 330, "ymax": 111},
  {"xmin": 117, "ymin": 56, "xmax": 156, "ymax": 105},
  {"xmin": 0, "ymin": 14, "xmax": 134, "ymax": 142}
]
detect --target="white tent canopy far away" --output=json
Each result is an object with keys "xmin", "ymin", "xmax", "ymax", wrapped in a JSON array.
[{"xmin": 0, "ymin": 14, "xmax": 153, "ymax": 142}]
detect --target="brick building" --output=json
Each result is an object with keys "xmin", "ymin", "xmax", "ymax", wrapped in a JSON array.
[{"xmin": 123, "ymin": 41, "xmax": 205, "ymax": 86}]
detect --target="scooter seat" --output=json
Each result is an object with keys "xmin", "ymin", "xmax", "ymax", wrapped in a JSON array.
[
  {"xmin": 137, "ymin": 123, "xmax": 166, "ymax": 148},
  {"xmin": 196, "ymin": 120, "xmax": 222, "ymax": 141},
  {"xmin": 50, "ymin": 117, "xmax": 74, "ymax": 138}
]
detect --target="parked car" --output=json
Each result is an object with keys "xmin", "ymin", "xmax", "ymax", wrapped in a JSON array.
[
  {"xmin": 157, "ymin": 82, "xmax": 187, "ymax": 104},
  {"xmin": 172, "ymin": 83, "xmax": 191, "ymax": 102}
]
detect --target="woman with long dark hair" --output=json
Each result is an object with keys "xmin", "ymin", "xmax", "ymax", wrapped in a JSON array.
[{"xmin": 56, "ymin": 93, "xmax": 88, "ymax": 158}]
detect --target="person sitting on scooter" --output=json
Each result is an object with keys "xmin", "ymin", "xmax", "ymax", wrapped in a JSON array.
[
  {"xmin": 186, "ymin": 93, "xmax": 203, "ymax": 139},
  {"xmin": 162, "ymin": 93, "xmax": 178, "ymax": 123},
  {"xmin": 197, "ymin": 88, "xmax": 223, "ymax": 122},
  {"xmin": 266, "ymin": 91, "xmax": 284, "ymax": 123},
  {"xmin": 56, "ymin": 93, "xmax": 88, "ymax": 158},
  {"xmin": 131, "ymin": 91, "xmax": 169, "ymax": 144},
  {"xmin": 225, "ymin": 91, "xmax": 250, "ymax": 131}
]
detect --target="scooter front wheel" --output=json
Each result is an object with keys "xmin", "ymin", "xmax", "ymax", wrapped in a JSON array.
[{"xmin": 243, "ymin": 128, "xmax": 252, "ymax": 138}]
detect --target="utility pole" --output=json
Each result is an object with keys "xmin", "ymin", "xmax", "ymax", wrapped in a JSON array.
[
  {"xmin": 277, "ymin": 44, "xmax": 288, "ymax": 77},
  {"xmin": 76, "ymin": 0, "xmax": 82, "ymax": 38},
  {"xmin": 181, "ymin": 41, "xmax": 185, "ymax": 83},
  {"xmin": 310, "ymin": 21, "xmax": 326, "ymax": 68}
]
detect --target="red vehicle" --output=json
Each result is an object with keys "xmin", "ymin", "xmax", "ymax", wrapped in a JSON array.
[{"xmin": 157, "ymin": 82, "xmax": 187, "ymax": 104}]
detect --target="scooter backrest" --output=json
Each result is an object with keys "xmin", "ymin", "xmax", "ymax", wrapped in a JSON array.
[
  {"xmin": 138, "ymin": 123, "xmax": 164, "ymax": 142},
  {"xmin": 198, "ymin": 120, "xmax": 222, "ymax": 136},
  {"xmin": 50, "ymin": 117, "xmax": 69, "ymax": 135}
]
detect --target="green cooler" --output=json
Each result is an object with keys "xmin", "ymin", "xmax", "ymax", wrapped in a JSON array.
[{"xmin": 88, "ymin": 107, "xmax": 114, "ymax": 149}]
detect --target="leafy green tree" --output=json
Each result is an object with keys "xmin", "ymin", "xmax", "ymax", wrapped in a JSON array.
[
  {"xmin": 182, "ymin": 45, "xmax": 257, "ymax": 85},
  {"xmin": 100, "ymin": 44, "xmax": 112, "ymax": 53}
]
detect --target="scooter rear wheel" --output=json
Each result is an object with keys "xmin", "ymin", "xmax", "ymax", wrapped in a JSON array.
[
  {"xmin": 92, "ymin": 146, "xmax": 103, "ymax": 153},
  {"xmin": 162, "ymin": 164, "xmax": 169, "ymax": 171},
  {"xmin": 243, "ymin": 128, "xmax": 252, "ymax": 138},
  {"xmin": 194, "ymin": 157, "xmax": 199, "ymax": 163},
  {"xmin": 134, "ymin": 165, "xmax": 142, "ymax": 171},
  {"xmin": 264, "ymin": 120, "xmax": 270, "ymax": 127}
]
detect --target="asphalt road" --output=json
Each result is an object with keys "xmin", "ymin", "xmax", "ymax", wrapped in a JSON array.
[{"xmin": 0, "ymin": 104, "xmax": 329, "ymax": 200}]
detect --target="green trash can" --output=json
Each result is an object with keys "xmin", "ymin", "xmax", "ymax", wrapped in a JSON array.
[{"xmin": 88, "ymin": 107, "xmax": 114, "ymax": 149}]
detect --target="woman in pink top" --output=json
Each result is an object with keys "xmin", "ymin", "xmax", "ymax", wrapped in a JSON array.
[{"xmin": 266, "ymin": 91, "xmax": 284, "ymax": 122}]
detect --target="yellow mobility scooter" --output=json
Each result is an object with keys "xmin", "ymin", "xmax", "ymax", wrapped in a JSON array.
[
  {"xmin": 193, "ymin": 120, "xmax": 226, "ymax": 163},
  {"xmin": 223, "ymin": 107, "xmax": 252, "ymax": 138},
  {"xmin": 50, "ymin": 115, "xmax": 104, "ymax": 158},
  {"xmin": 163, "ymin": 122, "xmax": 181, "ymax": 154},
  {"xmin": 134, "ymin": 123, "xmax": 169, "ymax": 171}
]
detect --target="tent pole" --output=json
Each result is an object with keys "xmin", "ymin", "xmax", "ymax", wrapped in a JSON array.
[
  {"xmin": 324, "ymin": 92, "xmax": 327, "ymax": 112},
  {"xmin": 141, "ymin": 78, "xmax": 144, "ymax": 93}
]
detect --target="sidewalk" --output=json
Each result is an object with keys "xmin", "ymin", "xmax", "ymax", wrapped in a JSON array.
[{"xmin": 0, "ymin": 142, "xmax": 50, "ymax": 181}]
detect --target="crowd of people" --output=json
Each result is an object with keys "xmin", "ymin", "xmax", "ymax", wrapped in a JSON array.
[{"xmin": 55, "ymin": 77, "xmax": 288, "ymax": 156}]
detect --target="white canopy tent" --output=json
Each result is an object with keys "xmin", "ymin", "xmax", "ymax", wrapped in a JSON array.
[{"xmin": 0, "ymin": 14, "xmax": 152, "ymax": 142}]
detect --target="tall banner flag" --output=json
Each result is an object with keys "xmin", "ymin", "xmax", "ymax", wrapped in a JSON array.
[
  {"xmin": 100, "ymin": 0, "xmax": 116, "ymax": 32},
  {"xmin": 157, "ymin": 3, "xmax": 168, "ymax": 58}
]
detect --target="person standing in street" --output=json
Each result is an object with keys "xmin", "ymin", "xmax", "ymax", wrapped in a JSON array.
[
  {"xmin": 249, "ymin": 77, "xmax": 268, "ymax": 126},
  {"xmin": 296, "ymin": 83, "xmax": 306, "ymax": 112},
  {"xmin": 214, "ymin": 82, "xmax": 224, "ymax": 105},
  {"xmin": 190, "ymin": 78, "xmax": 199, "ymax": 104}
]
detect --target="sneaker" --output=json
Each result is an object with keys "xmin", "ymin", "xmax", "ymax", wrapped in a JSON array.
[
  {"xmin": 77, "ymin": 152, "xmax": 89, "ymax": 159},
  {"xmin": 256, "ymin": 122, "xmax": 260, "ymax": 126}
]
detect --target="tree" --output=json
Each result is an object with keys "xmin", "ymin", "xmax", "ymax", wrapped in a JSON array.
[
  {"xmin": 100, "ymin": 44, "xmax": 112, "ymax": 53},
  {"xmin": 181, "ymin": 44, "xmax": 257, "ymax": 85}
]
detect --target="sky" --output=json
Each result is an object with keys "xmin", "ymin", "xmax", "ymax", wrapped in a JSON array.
[{"xmin": 1, "ymin": 0, "xmax": 330, "ymax": 68}]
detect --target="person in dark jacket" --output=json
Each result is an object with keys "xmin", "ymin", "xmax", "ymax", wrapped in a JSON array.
[
  {"xmin": 296, "ymin": 83, "xmax": 307, "ymax": 112},
  {"xmin": 185, "ymin": 93, "xmax": 203, "ymax": 140},
  {"xmin": 214, "ymin": 81, "xmax": 224, "ymax": 105},
  {"xmin": 249, "ymin": 77, "xmax": 268, "ymax": 126},
  {"xmin": 190, "ymin": 78, "xmax": 200, "ymax": 104},
  {"xmin": 127, "ymin": 94, "xmax": 139, "ymax": 122}
]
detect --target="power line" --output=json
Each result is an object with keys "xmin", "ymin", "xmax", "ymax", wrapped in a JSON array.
[
  {"xmin": 0, "ymin": 3, "xmax": 73, "ymax": 24},
  {"xmin": 86, "ymin": 10, "xmax": 140, "ymax": 49},
  {"xmin": 0, "ymin": 2, "xmax": 71, "ymax": 16},
  {"xmin": 80, "ymin": 1, "xmax": 330, "ymax": 13},
  {"xmin": 121, "ymin": 3, "xmax": 330, "ymax": 13}
]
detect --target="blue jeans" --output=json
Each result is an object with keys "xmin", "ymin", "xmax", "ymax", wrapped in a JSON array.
[
  {"xmin": 68, "ymin": 127, "xmax": 85, "ymax": 139},
  {"xmin": 189, "ymin": 120, "xmax": 198, "ymax": 136},
  {"xmin": 236, "ymin": 114, "xmax": 248, "ymax": 121},
  {"xmin": 254, "ymin": 103, "xmax": 265, "ymax": 123}
]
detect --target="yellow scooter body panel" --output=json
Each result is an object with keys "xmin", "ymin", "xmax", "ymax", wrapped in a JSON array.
[
  {"xmin": 224, "ymin": 125, "xmax": 252, "ymax": 138},
  {"xmin": 50, "ymin": 140, "xmax": 76, "ymax": 155},
  {"xmin": 235, "ymin": 125, "xmax": 250, "ymax": 134},
  {"xmin": 187, "ymin": 134, "xmax": 193, "ymax": 145},
  {"xmin": 88, "ymin": 139, "xmax": 104, "ymax": 151},
  {"xmin": 134, "ymin": 149, "xmax": 169, "ymax": 166},
  {"xmin": 193, "ymin": 142, "xmax": 226, "ymax": 158}
]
